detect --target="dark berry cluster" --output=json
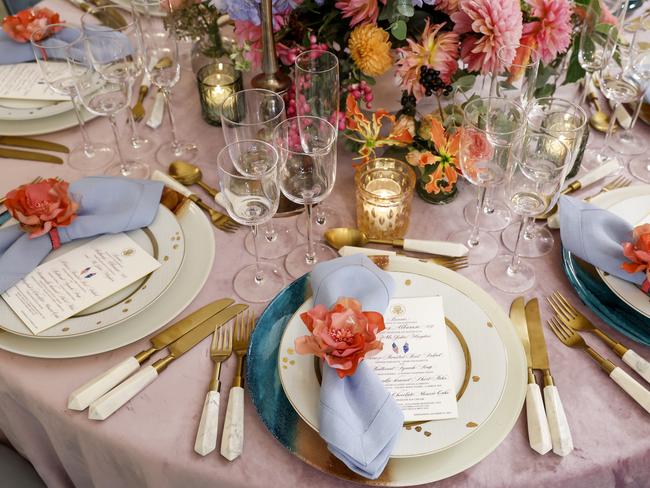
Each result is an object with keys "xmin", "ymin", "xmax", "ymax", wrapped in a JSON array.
[
  {"xmin": 419, "ymin": 66, "xmax": 452, "ymax": 97},
  {"xmin": 399, "ymin": 91, "xmax": 417, "ymax": 116}
]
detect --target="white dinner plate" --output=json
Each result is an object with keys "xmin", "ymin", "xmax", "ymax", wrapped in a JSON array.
[
  {"xmin": 0, "ymin": 205, "xmax": 185, "ymax": 338},
  {"xmin": 278, "ymin": 269, "xmax": 508, "ymax": 458},
  {"xmin": 0, "ymin": 98, "xmax": 74, "ymax": 121},
  {"xmin": 592, "ymin": 189, "xmax": 650, "ymax": 319},
  {"xmin": 0, "ymin": 200, "xmax": 214, "ymax": 358},
  {"xmin": 0, "ymin": 106, "xmax": 95, "ymax": 136}
]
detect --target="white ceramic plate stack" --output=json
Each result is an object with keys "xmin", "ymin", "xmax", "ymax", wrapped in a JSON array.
[{"xmin": 0, "ymin": 96, "xmax": 96, "ymax": 136}]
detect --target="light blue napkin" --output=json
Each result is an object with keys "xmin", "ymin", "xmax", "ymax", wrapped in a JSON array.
[
  {"xmin": 310, "ymin": 254, "xmax": 403, "ymax": 479},
  {"xmin": 0, "ymin": 176, "xmax": 163, "ymax": 293},
  {"xmin": 0, "ymin": 28, "xmax": 85, "ymax": 65},
  {"xmin": 559, "ymin": 195, "xmax": 645, "ymax": 286}
]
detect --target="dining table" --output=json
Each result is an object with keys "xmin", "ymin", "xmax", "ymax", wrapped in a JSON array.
[{"xmin": 1, "ymin": 1, "xmax": 650, "ymax": 486}]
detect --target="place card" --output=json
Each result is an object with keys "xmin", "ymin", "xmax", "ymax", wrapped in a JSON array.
[
  {"xmin": 1, "ymin": 233, "xmax": 160, "ymax": 334},
  {"xmin": 0, "ymin": 62, "xmax": 69, "ymax": 101},
  {"xmin": 366, "ymin": 296, "xmax": 458, "ymax": 422}
]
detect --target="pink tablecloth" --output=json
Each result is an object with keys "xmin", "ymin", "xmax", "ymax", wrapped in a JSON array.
[{"xmin": 1, "ymin": 5, "xmax": 650, "ymax": 485}]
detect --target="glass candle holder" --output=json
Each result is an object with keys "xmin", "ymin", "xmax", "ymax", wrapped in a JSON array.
[
  {"xmin": 355, "ymin": 158, "xmax": 416, "ymax": 240},
  {"xmin": 196, "ymin": 61, "xmax": 242, "ymax": 126}
]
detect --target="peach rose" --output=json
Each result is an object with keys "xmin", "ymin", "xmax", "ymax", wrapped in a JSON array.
[
  {"xmin": 294, "ymin": 297, "xmax": 385, "ymax": 378},
  {"xmin": 621, "ymin": 224, "xmax": 650, "ymax": 282},
  {"xmin": 5, "ymin": 178, "xmax": 78, "ymax": 239},
  {"xmin": 2, "ymin": 7, "xmax": 62, "ymax": 43}
]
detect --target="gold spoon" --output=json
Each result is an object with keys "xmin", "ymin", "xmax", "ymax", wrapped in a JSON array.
[
  {"xmin": 169, "ymin": 160, "xmax": 219, "ymax": 197},
  {"xmin": 587, "ymin": 91, "xmax": 611, "ymax": 133},
  {"xmin": 324, "ymin": 227, "xmax": 468, "ymax": 257}
]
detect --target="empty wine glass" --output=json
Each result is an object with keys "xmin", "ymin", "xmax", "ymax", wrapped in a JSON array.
[
  {"xmin": 81, "ymin": 13, "xmax": 150, "ymax": 178},
  {"xmin": 628, "ymin": 50, "xmax": 650, "ymax": 182},
  {"xmin": 273, "ymin": 116, "xmax": 338, "ymax": 278},
  {"xmin": 294, "ymin": 50, "xmax": 341, "ymax": 237},
  {"xmin": 221, "ymin": 88, "xmax": 296, "ymax": 259},
  {"xmin": 485, "ymin": 132, "xmax": 570, "ymax": 293},
  {"xmin": 217, "ymin": 140, "xmax": 284, "ymax": 303},
  {"xmin": 30, "ymin": 24, "xmax": 113, "ymax": 172},
  {"xmin": 448, "ymin": 97, "xmax": 525, "ymax": 265}
]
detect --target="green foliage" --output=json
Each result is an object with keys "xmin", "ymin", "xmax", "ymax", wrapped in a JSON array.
[
  {"xmin": 565, "ymin": 44, "xmax": 586, "ymax": 84},
  {"xmin": 391, "ymin": 20, "xmax": 408, "ymax": 40},
  {"xmin": 452, "ymin": 75, "xmax": 476, "ymax": 93}
]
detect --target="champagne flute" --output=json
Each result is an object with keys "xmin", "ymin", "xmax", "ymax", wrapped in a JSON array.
[
  {"xmin": 485, "ymin": 132, "xmax": 570, "ymax": 293},
  {"xmin": 217, "ymin": 140, "xmax": 284, "ymax": 303},
  {"xmin": 628, "ymin": 50, "xmax": 650, "ymax": 181},
  {"xmin": 273, "ymin": 116, "xmax": 338, "ymax": 278},
  {"xmin": 30, "ymin": 24, "xmax": 113, "ymax": 172},
  {"xmin": 221, "ymin": 88, "xmax": 296, "ymax": 259}
]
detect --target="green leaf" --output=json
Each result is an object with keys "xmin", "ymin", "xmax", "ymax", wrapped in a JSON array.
[
  {"xmin": 379, "ymin": 0, "xmax": 396, "ymax": 21},
  {"xmin": 396, "ymin": 0, "xmax": 415, "ymax": 17},
  {"xmin": 595, "ymin": 23, "xmax": 614, "ymax": 35},
  {"xmin": 534, "ymin": 83, "xmax": 556, "ymax": 98},
  {"xmin": 564, "ymin": 43, "xmax": 586, "ymax": 84},
  {"xmin": 391, "ymin": 20, "xmax": 408, "ymax": 40},
  {"xmin": 452, "ymin": 75, "xmax": 476, "ymax": 93}
]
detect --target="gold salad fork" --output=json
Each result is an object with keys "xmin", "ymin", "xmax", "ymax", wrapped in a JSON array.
[
  {"xmin": 547, "ymin": 292, "xmax": 650, "ymax": 384},
  {"xmin": 131, "ymin": 58, "xmax": 172, "ymax": 122},
  {"xmin": 221, "ymin": 310, "xmax": 255, "ymax": 461},
  {"xmin": 547, "ymin": 317, "xmax": 650, "ymax": 414},
  {"xmin": 187, "ymin": 194, "xmax": 240, "ymax": 233},
  {"xmin": 194, "ymin": 321, "xmax": 233, "ymax": 456},
  {"xmin": 585, "ymin": 176, "xmax": 631, "ymax": 202}
]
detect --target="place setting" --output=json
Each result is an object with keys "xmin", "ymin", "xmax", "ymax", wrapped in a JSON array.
[{"xmin": 1, "ymin": 0, "xmax": 650, "ymax": 486}]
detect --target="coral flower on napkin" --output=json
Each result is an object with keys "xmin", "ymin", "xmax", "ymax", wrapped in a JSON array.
[
  {"xmin": 5, "ymin": 178, "xmax": 78, "ymax": 238},
  {"xmin": 295, "ymin": 297, "xmax": 385, "ymax": 378},
  {"xmin": 621, "ymin": 224, "xmax": 650, "ymax": 281},
  {"xmin": 2, "ymin": 7, "xmax": 62, "ymax": 43}
]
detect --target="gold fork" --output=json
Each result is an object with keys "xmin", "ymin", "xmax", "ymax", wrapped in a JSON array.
[
  {"xmin": 194, "ymin": 322, "xmax": 233, "ymax": 456},
  {"xmin": 221, "ymin": 310, "xmax": 255, "ymax": 461},
  {"xmin": 428, "ymin": 255, "xmax": 469, "ymax": 271},
  {"xmin": 131, "ymin": 85, "xmax": 149, "ymax": 122},
  {"xmin": 547, "ymin": 316, "xmax": 650, "ymax": 414},
  {"xmin": 585, "ymin": 176, "xmax": 632, "ymax": 202},
  {"xmin": 188, "ymin": 194, "xmax": 240, "ymax": 233},
  {"xmin": 547, "ymin": 292, "xmax": 650, "ymax": 384}
]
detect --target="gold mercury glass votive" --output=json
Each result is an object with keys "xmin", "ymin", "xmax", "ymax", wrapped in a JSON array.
[
  {"xmin": 196, "ymin": 61, "xmax": 242, "ymax": 126},
  {"xmin": 355, "ymin": 158, "xmax": 416, "ymax": 240}
]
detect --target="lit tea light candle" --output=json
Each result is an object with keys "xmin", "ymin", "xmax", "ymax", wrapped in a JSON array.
[{"xmin": 197, "ymin": 61, "xmax": 242, "ymax": 126}]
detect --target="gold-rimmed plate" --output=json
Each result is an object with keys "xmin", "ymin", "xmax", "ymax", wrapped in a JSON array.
[
  {"xmin": 0, "ymin": 205, "xmax": 185, "ymax": 338},
  {"xmin": 276, "ymin": 269, "xmax": 508, "ymax": 459}
]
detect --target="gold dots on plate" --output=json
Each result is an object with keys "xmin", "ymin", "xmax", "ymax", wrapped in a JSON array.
[
  {"xmin": 96, "ymin": 321, "xmax": 102, "ymax": 325},
  {"xmin": 423, "ymin": 431, "xmax": 432, "ymax": 437},
  {"xmin": 282, "ymin": 365, "xmax": 288, "ymax": 369},
  {"xmin": 486, "ymin": 322, "xmax": 494, "ymax": 328},
  {"xmin": 466, "ymin": 422, "xmax": 478, "ymax": 428},
  {"xmin": 404, "ymin": 425, "xmax": 412, "ymax": 431},
  {"xmin": 289, "ymin": 360, "xmax": 295, "ymax": 365},
  {"xmin": 125, "ymin": 299, "xmax": 132, "ymax": 304},
  {"xmin": 163, "ymin": 256, "xmax": 169, "ymax": 262},
  {"xmin": 61, "ymin": 327, "xmax": 70, "ymax": 332},
  {"xmin": 404, "ymin": 279, "xmax": 412, "ymax": 286},
  {"xmin": 282, "ymin": 357, "xmax": 288, "ymax": 363},
  {"xmin": 122, "ymin": 308, "xmax": 129, "ymax": 313},
  {"xmin": 173, "ymin": 244, "xmax": 179, "ymax": 250},
  {"xmin": 472, "ymin": 376, "xmax": 480, "ymax": 382},
  {"xmin": 287, "ymin": 348, "xmax": 294, "ymax": 355},
  {"xmin": 414, "ymin": 426, "xmax": 422, "ymax": 432}
]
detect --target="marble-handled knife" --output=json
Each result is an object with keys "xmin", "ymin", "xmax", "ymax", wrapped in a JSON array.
[
  {"xmin": 526, "ymin": 298, "xmax": 573, "ymax": 456},
  {"xmin": 510, "ymin": 297, "xmax": 552, "ymax": 455},
  {"xmin": 67, "ymin": 298, "xmax": 234, "ymax": 411}
]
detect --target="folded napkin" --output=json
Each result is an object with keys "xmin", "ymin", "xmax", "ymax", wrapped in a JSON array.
[
  {"xmin": 559, "ymin": 195, "xmax": 646, "ymax": 287},
  {"xmin": 310, "ymin": 254, "xmax": 403, "ymax": 479},
  {"xmin": 0, "ymin": 28, "xmax": 85, "ymax": 65},
  {"xmin": 0, "ymin": 176, "xmax": 163, "ymax": 293}
]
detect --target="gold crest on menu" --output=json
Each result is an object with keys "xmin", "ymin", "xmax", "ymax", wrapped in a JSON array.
[
  {"xmin": 391, "ymin": 304, "xmax": 405, "ymax": 318},
  {"xmin": 122, "ymin": 248, "xmax": 135, "ymax": 257}
]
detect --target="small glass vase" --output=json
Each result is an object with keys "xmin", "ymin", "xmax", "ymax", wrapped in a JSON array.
[{"xmin": 415, "ymin": 178, "xmax": 458, "ymax": 205}]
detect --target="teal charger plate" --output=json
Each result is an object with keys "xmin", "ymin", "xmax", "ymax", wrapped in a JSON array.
[{"xmin": 562, "ymin": 247, "xmax": 650, "ymax": 346}]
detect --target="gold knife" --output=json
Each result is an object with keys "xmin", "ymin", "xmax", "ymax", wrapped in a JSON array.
[
  {"xmin": 526, "ymin": 298, "xmax": 573, "ymax": 456},
  {"xmin": 0, "ymin": 147, "xmax": 63, "ymax": 164},
  {"xmin": 0, "ymin": 136, "xmax": 69, "ymax": 154},
  {"xmin": 509, "ymin": 297, "xmax": 551, "ymax": 455},
  {"xmin": 88, "ymin": 303, "xmax": 248, "ymax": 420},
  {"xmin": 68, "ymin": 298, "xmax": 235, "ymax": 411}
]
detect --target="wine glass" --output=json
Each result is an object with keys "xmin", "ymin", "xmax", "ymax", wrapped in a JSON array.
[
  {"xmin": 628, "ymin": 50, "xmax": 650, "ymax": 182},
  {"xmin": 138, "ymin": 16, "xmax": 198, "ymax": 164},
  {"xmin": 81, "ymin": 12, "xmax": 150, "ymax": 178},
  {"xmin": 221, "ymin": 88, "xmax": 296, "ymax": 259},
  {"xmin": 30, "ymin": 24, "xmax": 113, "ymax": 172},
  {"xmin": 485, "ymin": 132, "xmax": 570, "ymax": 293},
  {"xmin": 502, "ymin": 97, "xmax": 587, "ymax": 258},
  {"xmin": 448, "ymin": 97, "xmax": 525, "ymax": 265},
  {"xmin": 217, "ymin": 140, "xmax": 284, "ymax": 303},
  {"xmin": 273, "ymin": 116, "xmax": 338, "ymax": 278},
  {"xmin": 294, "ymin": 50, "xmax": 341, "ymax": 237}
]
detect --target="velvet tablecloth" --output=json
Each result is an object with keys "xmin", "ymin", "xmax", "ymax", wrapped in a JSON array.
[{"xmin": 1, "ymin": 3, "xmax": 650, "ymax": 485}]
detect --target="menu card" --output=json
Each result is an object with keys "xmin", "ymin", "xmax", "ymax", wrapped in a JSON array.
[
  {"xmin": 1, "ymin": 233, "xmax": 160, "ymax": 334},
  {"xmin": 0, "ymin": 63, "xmax": 69, "ymax": 101},
  {"xmin": 367, "ymin": 296, "xmax": 458, "ymax": 422}
]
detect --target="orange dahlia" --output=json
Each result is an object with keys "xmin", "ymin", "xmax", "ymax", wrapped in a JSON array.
[{"xmin": 349, "ymin": 24, "xmax": 393, "ymax": 77}]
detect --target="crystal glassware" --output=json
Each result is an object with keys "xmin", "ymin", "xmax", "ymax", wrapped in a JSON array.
[
  {"xmin": 628, "ymin": 50, "xmax": 650, "ymax": 182},
  {"xmin": 81, "ymin": 11, "xmax": 151, "ymax": 178},
  {"xmin": 448, "ymin": 97, "xmax": 525, "ymax": 265},
  {"xmin": 294, "ymin": 50, "xmax": 341, "ymax": 237},
  {"xmin": 30, "ymin": 24, "xmax": 113, "ymax": 172},
  {"xmin": 273, "ymin": 116, "xmax": 338, "ymax": 278},
  {"xmin": 485, "ymin": 132, "xmax": 570, "ymax": 293},
  {"xmin": 502, "ymin": 97, "xmax": 587, "ymax": 258},
  {"xmin": 220, "ymin": 88, "xmax": 296, "ymax": 259},
  {"xmin": 216, "ymin": 140, "xmax": 284, "ymax": 303}
]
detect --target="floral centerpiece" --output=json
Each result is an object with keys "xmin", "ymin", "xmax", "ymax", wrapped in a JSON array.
[{"xmin": 2, "ymin": 7, "xmax": 62, "ymax": 43}]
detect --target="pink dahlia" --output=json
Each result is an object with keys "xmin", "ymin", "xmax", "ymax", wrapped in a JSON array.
[
  {"xmin": 435, "ymin": 0, "xmax": 459, "ymax": 15},
  {"xmin": 396, "ymin": 20, "xmax": 459, "ymax": 99},
  {"xmin": 452, "ymin": 0, "xmax": 523, "ymax": 75},
  {"xmin": 334, "ymin": 0, "xmax": 386, "ymax": 27},
  {"xmin": 522, "ymin": 0, "xmax": 572, "ymax": 64}
]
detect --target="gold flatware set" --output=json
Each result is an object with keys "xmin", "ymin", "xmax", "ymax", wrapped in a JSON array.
[{"xmin": 0, "ymin": 136, "xmax": 69, "ymax": 165}]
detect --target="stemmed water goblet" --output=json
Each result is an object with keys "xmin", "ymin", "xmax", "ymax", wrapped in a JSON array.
[
  {"xmin": 30, "ymin": 24, "xmax": 113, "ymax": 172},
  {"xmin": 294, "ymin": 50, "xmax": 342, "ymax": 237},
  {"xmin": 273, "ymin": 116, "xmax": 338, "ymax": 278},
  {"xmin": 217, "ymin": 140, "xmax": 284, "ymax": 303},
  {"xmin": 485, "ymin": 132, "xmax": 570, "ymax": 293},
  {"xmin": 448, "ymin": 97, "xmax": 525, "ymax": 265},
  {"xmin": 220, "ymin": 88, "xmax": 296, "ymax": 259},
  {"xmin": 81, "ymin": 11, "xmax": 151, "ymax": 178}
]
